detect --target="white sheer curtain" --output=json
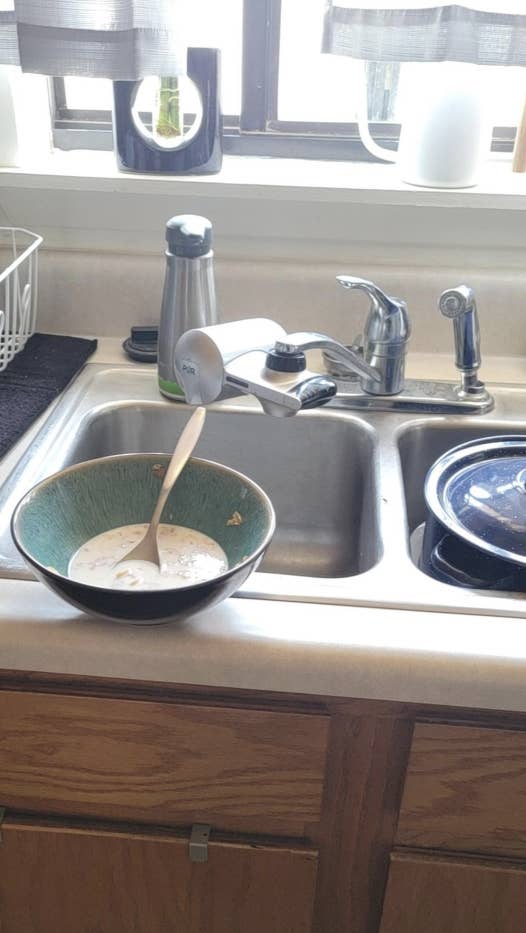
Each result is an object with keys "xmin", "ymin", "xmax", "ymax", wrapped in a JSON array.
[
  {"xmin": 0, "ymin": 0, "xmax": 184, "ymax": 78},
  {"xmin": 323, "ymin": 1, "xmax": 526, "ymax": 65}
]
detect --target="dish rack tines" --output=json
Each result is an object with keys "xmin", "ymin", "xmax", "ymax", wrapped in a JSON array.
[{"xmin": 0, "ymin": 227, "xmax": 43, "ymax": 372}]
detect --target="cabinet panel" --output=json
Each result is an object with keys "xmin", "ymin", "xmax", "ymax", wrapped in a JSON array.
[
  {"xmin": 0, "ymin": 690, "xmax": 328, "ymax": 838},
  {"xmin": 397, "ymin": 723, "xmax": 526, "ymax": 857},
  {"xmin": 379, "ymin": 851, "xmax": 526, "ymax": 933},
  {"xmin": 0, "ymin": 817, "xmax": 318, "ymax": 933}
]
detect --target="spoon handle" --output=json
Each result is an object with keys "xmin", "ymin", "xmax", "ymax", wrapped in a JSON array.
[{"xmin": 150, "ymin": 406, "xmax": 206, "ymax": 530}]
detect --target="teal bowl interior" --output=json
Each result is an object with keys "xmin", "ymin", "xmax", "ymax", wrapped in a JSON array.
[{"xmin": 14, "ymin": 454, "xmax": 274, "ymax": 582}]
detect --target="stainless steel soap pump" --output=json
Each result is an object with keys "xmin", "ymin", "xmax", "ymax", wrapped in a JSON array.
[{"xmin": 158, "ymin": 215, "xmax": 218, "ymax": 401}]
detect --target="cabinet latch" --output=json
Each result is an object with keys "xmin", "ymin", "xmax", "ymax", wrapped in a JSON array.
[{"xmin": 189, "ymin": 823, "xmax": 211, "ymax": 863}]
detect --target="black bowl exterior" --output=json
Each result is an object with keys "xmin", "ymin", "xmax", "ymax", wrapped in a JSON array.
[{"xmin": 23, "ymin": 549, "xmax": 264, "ymax": 624}]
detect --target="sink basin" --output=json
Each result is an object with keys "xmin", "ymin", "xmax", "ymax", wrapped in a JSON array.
[
  {"xmin": 0, "ymin": 364, "xmax": 380, "ymax": 601},
  {"xmin": 4, "ymin": 366, "xmax": 526, "ymax": 618},
  {"xmin": 395, "ymin": 408, "xmax": 526, "ymax": 615},
  {"xmin": 61, "ymin": 403, "xmax": 378, "ymax": 580}
]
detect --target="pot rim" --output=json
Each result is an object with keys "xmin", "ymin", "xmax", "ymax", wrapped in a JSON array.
[{"xmin": 424, "ymin": 434, "xmax": 526, "ymax": 568}]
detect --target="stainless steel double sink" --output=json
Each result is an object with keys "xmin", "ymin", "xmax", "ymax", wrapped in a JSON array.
[{"xmin": 2, "ymin": 362, "xmax": 526, "ymax": 619}]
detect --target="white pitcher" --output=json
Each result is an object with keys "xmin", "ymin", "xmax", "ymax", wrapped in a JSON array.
[{"xmin": 357, "ymin": 64, "xmax": 493, "ymax": 189}]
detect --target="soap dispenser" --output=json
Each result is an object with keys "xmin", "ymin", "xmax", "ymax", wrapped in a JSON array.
[{"xmin": 158, "ymin": 215, "xmax": 218, "ymax": 401}]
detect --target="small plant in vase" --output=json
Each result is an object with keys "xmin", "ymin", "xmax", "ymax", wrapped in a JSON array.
[{"xmin": 154, "ymin": 77, "xmax": 182, "ymax": 145}]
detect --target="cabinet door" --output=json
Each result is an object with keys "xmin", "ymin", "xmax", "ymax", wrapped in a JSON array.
[
  {"xmin": 0, "ymin": 690, "xmax": 328, "ymax": 839},
  {"xmin": 397, "ymin": 723, "xmax": 526, "ymax": 858},
  {"xmin": 379, "ymin": 851, "xmax": 526, "ymax": 933},
  {"xmin": 0, "ymin": 817, "xmax": 318, "ymax": 933}
]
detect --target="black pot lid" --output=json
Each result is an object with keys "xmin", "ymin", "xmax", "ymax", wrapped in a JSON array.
[{"xmin": 425, "ymin": 436, "xmax": 526, "ymax": 566}]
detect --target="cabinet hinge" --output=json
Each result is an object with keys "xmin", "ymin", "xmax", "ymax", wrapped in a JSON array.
[
  {"xmin": 0, "ymin": 807, "xmax": 5, "ymax": 843},
  {"xmin": 189, "ymin": 823, "xmax": 211, "ymax": 863}
]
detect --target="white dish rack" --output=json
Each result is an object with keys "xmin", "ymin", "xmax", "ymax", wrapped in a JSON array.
[{"xmin": 0, "ymin": 227, "xmax": 43, "ymax": 372}]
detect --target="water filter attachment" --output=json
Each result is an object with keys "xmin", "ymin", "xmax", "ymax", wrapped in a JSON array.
[
  {"xmin": 175, "ymin": 319, "xmax": 287, "ymax": 405},
  {"xmin": 174, "ymin": 318, "xmax": 337, "ymax": 416},
  {"xmin": 158, "ymin": 215, "xmax": 218, "ymax": 401}
]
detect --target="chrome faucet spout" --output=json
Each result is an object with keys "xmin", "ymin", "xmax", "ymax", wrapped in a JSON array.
[{"xmin": 274, "ymin": 332, "xmax": 381, "ymax": 385}]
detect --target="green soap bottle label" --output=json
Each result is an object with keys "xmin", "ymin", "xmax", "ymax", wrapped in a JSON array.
[{"xmin": 158, "ymin": 376, "xmax": 185, "ymax": 399}]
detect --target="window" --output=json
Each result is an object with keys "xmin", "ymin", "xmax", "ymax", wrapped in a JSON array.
[{"xmin": 51, "ymin": 0, "xmax": 519, "ymax": 159}]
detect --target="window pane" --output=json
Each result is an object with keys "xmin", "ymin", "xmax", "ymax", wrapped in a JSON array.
[
  {"xmin": 182, "ymin": 0, "xmax": 242, "ymax": 114},
  {"xmin": 63, "ymin": 0, "xmax": 242, "ymax": 116},
  {"xmin": 64, "ymin": 77, "xmax": 112, "ymax": 110},
  {"xmin": 278, "ymin": 0, "xmax": 357, "ymax": 122},
  {"xmin": 278, "ymin": 0, "xmax": 523, "ymax": 128},
  {"xmin": 395, "ymin": 63, "xmax": 524, "ymax": 129}
]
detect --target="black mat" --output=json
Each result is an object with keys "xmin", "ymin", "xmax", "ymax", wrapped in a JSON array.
[{"xmin": 0, "ymin": 333, "xmax": 97, "ymax": 459}]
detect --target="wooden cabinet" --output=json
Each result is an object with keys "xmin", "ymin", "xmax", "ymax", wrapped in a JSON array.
[
  {"xmin": 0, "ymin": 690, "xmax": 328, "ymax": 839},
  {"xmin": 384, "ymin": 721, "xmax": 526, "ymax": 933},
  {"xmin": 0, "ymin": 687, "xmax": 326, "ymax": 933},
  {"xmin": 5, "ymin": 677, "xmax": 526, "ymax": 932},
  {"xmin": 379, "ymin": 851, "xmax": 526, "ymax": 933},
  {"xmin": 0, "ymin": 815, "xmax": 318, "ymax": 933},
  {"xmin": 397, "ymin": 723, "xmax": 526, "ymax": 858}
]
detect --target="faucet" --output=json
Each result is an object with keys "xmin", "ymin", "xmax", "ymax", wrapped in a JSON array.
[
  {"xmin": 322, "ymin": 275, "xmax": 491, "ymax": 414},
  {"xmin": 173, "ymin": 277, "xmax": 494, "ymax": 417},
  {"xmin": 174, "ymin": 319, "xmax": 383, "ymax": 418}
]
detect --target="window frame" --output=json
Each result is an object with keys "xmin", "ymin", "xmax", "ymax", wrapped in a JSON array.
[{"xmin": 50, "ymin": 0, "xmax": 517, "ymax": 160}]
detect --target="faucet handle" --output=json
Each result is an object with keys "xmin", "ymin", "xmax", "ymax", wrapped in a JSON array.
[
  {"xmin": 337, "ymin": 275, "xmax": 407, "ymax": 319},
  {"xmin": 336, "ymin": 275, "xmax": 410, "ymax": 347}
]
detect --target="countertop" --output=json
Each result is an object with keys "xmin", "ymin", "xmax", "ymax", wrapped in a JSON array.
[{"xmin": 2, "ymin": 338, "xmax": 526, "ymax": 713}]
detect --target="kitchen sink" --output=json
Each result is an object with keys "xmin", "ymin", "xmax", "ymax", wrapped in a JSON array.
[
  {"xmin": 56, "ymin": 400, "xmax": 379, "ymax": 580},
  {"xmin": 4, "ymin": 363, "xmax": 526, "ymax": 617},
  {"xmin": 0, "ymin": 364, "xmax": 380, "ymax": 603}
]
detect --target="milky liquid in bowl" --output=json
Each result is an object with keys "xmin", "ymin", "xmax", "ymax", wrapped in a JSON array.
[{"xmin": 68, "ymin": 523, "xmax": 228, "ymax": 591}]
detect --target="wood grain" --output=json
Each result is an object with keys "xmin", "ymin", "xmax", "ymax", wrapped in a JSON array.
[
  {"xmin": 8, "ymin": 673, "xmax": 526, "ymax": 933},
  {"xmin": 312, "ymin": 714, "xmax": 413, "ymax": 933},
  {"xmin": 0, "ymin": 690, "xmax": 328, "ymax": 839},
  {"xmin": 8, "ymin": 668, "xmax": 526, "ymax": 732},
  {"xmin": 0, "ymin": 816, "xmax": 318, "ymax": 933},
  {"xmin": 379, "ymin": 850, "xmax": 526, "ymax": 933},
  {"xmin": 397, "ymin": 722, "xmax": 526, "ymax": 857}
]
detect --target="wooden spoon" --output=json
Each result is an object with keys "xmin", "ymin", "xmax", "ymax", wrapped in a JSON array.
[{"xmin": 118, "ymin": 406, "xmax": 206, "ymax": 569}]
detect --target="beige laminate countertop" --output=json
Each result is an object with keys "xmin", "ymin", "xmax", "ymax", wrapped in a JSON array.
[{"xmin": 2, "ymin": 338, "xmax": 526, "ymax": 712}]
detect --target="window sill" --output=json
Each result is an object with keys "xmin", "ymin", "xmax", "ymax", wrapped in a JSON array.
[
  {"xmin": 1, "ymin": 150, "xmax": 525, "ymax": 263},
  {"xmin": 1, "ymin": 149, "xmax": 525, "ymax": 206}
]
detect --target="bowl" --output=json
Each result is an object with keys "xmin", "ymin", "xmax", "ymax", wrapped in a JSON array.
[{"xmin": 11, "ymin": 453, "xmax": 275, "ymax": 624}]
